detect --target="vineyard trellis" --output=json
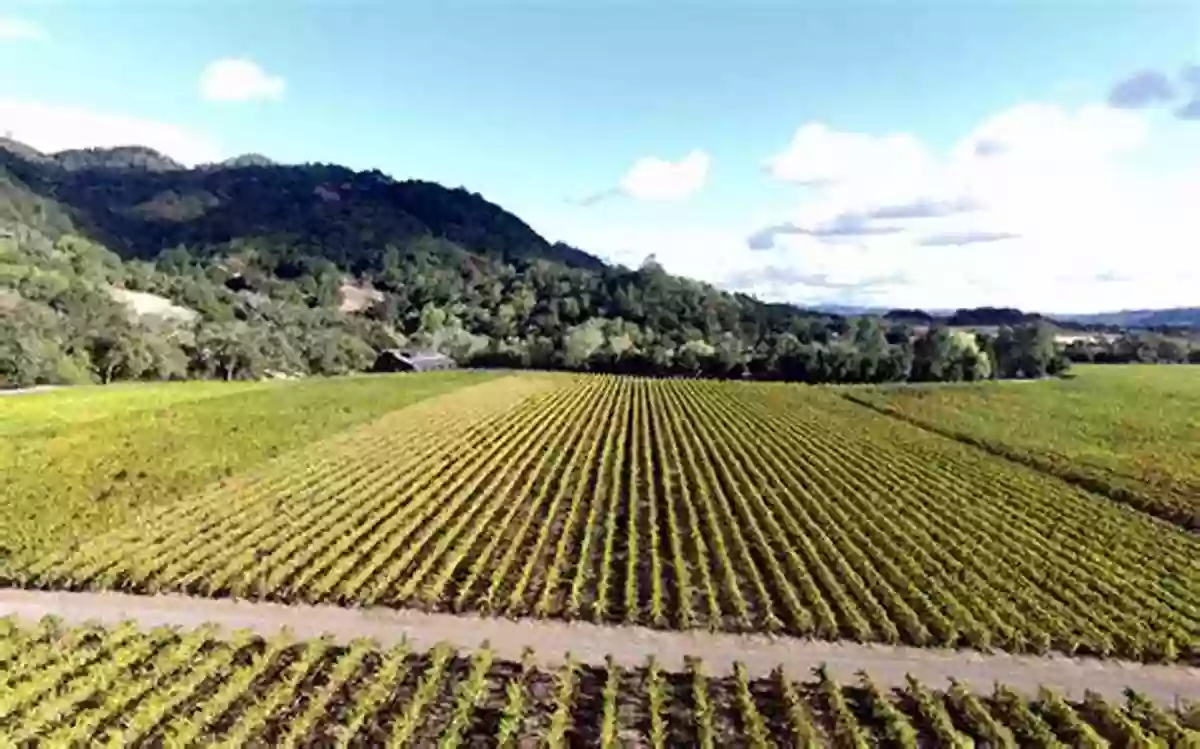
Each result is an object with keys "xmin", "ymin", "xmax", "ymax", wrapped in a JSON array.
[
  {"xmin": 13, "ymin": 374, "xmax": 1200, "ymax": 664},
  {"xmin": 1, "ymin": 616, "xmax": 1173, "ymax": 746},
  {"xmin": 844, "ymin": 366, "xmax": 1200, "ymax": 531}
]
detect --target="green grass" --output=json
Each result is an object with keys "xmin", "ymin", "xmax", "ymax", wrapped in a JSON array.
[
  {"xmin": 846, "ymin": 365, "xmax": 1200, "ymax": 529},
  {"xmin": 0, "ymin": 372, "xmax": 491, "ymax": 564},
  {"xmin": 0, "ymin": 380, "xmax": 274, "ymax": 437}
]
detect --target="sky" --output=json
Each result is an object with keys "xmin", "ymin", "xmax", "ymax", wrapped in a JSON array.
[{"xmin": 1, "ymin": 1, "xmax": 1198, "ymax": 313}]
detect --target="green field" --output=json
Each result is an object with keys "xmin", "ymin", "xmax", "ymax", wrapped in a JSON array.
[
  {"xmin": 0, "ymin": 372, "xmax": 492, "ymax": 562},
  {"xmin": 0, "ymin": 380, "xmax": 269, "ymax": 437},
  {"xmin": 0, "ymin": 617, "xmax": 1193, "ymax": 746},
  {"xmin": 10, "ymin": 373, "xmax": 1198, "ymax": 664},
  {"xmin": 846, "ymin": 365, "xmax": 1200, "ymax": 530}
]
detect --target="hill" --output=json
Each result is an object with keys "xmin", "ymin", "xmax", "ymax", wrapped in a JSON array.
[
  {"xmin": 0, "ymin": 138, "xmax": 1067, "ymax": 387},
  {"xmin": 1054, "ymin": 307, "xmax": 1200, "ymax": 329},
  {"xmin": 865, "ymin": 304, "xmax": 1200, "ymax": 333},
  {"xmin": 0, "ymin": 139, "xmax": 605, "ymax": 272}
]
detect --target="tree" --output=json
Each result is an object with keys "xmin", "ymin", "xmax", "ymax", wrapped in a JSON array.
[
  {"xmin": 912, "ymin": 327, "xmax": 961, "ymax": 382},
  {"xmin": 1013, "ymin": 323, "xmax": 1058, "ymax": 377},
  {"xmin": 563, "ymin": 318, "xmax": 607, "ymax": 369},
  {"xmin": 191, "ymin": 323, "xmax": 263, "ymax": 380},
  {"xmin": 1155, "ymin": 338, "xmax": 1187, "ymax": 364},
  {"xmin": 88, "ymin": 328, "xmax": 151, "ymax": 383},
  {"xmin": 852, "ymin": 317, "xmax": 889, "ymax": 382},
  {"xmin": 674, "ymin": 339, "xmax": 716, "ymax": 376}
]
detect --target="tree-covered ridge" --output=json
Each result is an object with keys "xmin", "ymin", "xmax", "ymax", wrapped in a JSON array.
[
  {"xmin": 0, "ymin": 141, "xmax": 603, "ymax": 271},
  {"xmin": 0, "ymin": 139, "xmax": 1069, "ymax": 387}
]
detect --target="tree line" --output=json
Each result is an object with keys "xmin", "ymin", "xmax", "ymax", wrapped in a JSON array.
[
  {"xmin": 0, "ymin": 225, "xmax": 1069, "ymax": 388},
  {"xmin": 1062, "ymin": 334, "xmax": 1200, "ymax": 365}
]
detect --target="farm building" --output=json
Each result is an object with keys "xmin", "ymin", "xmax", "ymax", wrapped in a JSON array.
[{"xmin": 371, "ymin": 349, "xmax": 456, "ymax": 373}]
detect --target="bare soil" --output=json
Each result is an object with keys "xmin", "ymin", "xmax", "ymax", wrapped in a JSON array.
[{"xmin": 0, "ymin": 588, "xmax": 1195, "ymax": 704}]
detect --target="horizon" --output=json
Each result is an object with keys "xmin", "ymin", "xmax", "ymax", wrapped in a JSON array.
[{"xmin": 1, "ymin": 3, "xmax": 1197, "ymax": 314}]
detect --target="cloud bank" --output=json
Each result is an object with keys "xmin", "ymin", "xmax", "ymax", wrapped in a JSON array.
[{"xmin": 547, "ymin": 99, "xmax": 1197, "ymax": 313}]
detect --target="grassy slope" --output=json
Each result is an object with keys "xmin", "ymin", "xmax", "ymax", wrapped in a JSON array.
[
  {"xmin": 845, "ymin": 365, "xmax": 1200, "ymax": 529},
  {"xmin": 0, "ymin": 372, "xmax": 491, "ymax": 563}
]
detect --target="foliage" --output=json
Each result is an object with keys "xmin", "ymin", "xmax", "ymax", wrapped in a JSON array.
[
  {"xmin": 1063, "ymin": 332, "xmax": 1200, "ymax": 364},
  {"xmin": 0, "ymin": 372, "xmax": 489, "ymax": 565},
  {"xmin": 4, "ymin": 616, "xmax": 1195, "ymax": 744},
  {"xmin": 847, "ymin": 365, "xmax": 1200, "ymax": 530},
  {"xmin": 22, "ymin": 373, "xmax": 1200, "ymax": 663}
]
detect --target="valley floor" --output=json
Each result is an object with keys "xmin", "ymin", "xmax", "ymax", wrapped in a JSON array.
[{"xmin": 2, "ymin": 369, "xmax": 1198, "ymax": 743}]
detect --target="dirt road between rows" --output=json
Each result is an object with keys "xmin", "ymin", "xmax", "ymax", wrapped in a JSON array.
[{"xmin": 1, "ymin": 588, "xmax": 1195, "ymax": 704}]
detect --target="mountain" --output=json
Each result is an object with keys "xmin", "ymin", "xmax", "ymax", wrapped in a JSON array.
[
  {"xmin": 52, "ymin": 146, "xmax": 186, "ymax": 173},
  {"xmin": 0, "ymin": 141, "xmax": 607, "ymax": 273},
  {"xmin": 874, "ymin": 306, "xmax": 1200, "ymax": 332},
  {"xmin": 213, "ymin": 154, "xmax": 277, "ymax": 169},
  {"xmin": 1052, "ymin": 308, "xmax": 1200, "ymax": 329}
]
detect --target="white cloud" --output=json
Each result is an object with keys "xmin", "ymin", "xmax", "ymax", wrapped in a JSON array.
[
  {"xmin": 0, "ymin": 17, "xmax": 46, "ymax": 42},
  {"xmin": 0, "ymin": 99, "xmax": 221, "ymax": 165},
  {"xmin": 767, "ymin": 123, "xmax": 930, "ymax": 186},
  {"xmin": 551, "ymin": 102, "xmax": 1197, "ymax": 313},
  {"xmin": 618, "ymin": 150, "xmax": 710, "ymax": 201},
  {"xmin": 199, "ymin": 58, "xmax": 285, "ymax": 102},
  {"xmin": 736, "ymin": 102, "xmax": 1199, "ymax": 312}
]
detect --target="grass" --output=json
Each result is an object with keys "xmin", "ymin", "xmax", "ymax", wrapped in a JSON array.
[
  {"xmin": 0, "ymin": 371, "xmax": 492, "ymax": 564},
  {"xmin": 0, "ymin": 380, "xmax": 274, "ymax": 437},
  {"xmin": 845, "ymin": 365, "xmax": 1200, "ymax": 529}
]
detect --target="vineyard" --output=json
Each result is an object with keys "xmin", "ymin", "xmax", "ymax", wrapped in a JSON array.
[
  {"xmin": 847, "ymin": 365, "xmax": 1200, "ymax": 530},
  {"xmin": 17, "ymin": 374, "xmax": 1200, "ymax": 664},
  {"xmin": 0, "ymin": 371, "xmax": 489, "ymax": 562},
  {"xmin": 0, "ymin": 616, "xmax": 1194, "ymax": 746}
]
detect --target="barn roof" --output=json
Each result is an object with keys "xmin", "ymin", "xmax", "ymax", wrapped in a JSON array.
[{"xmin": 377, "ymin": 349, "xmax": 455, "ymax": 370}]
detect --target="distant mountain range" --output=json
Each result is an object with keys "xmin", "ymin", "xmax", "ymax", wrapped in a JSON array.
[
  {"xmin": 1050, "ymin": 308, "xmax": 1200, "ymax": 328},
  {"xmin": 811, "ymin": 305, "xmax": 1200, "ymax": 330}
]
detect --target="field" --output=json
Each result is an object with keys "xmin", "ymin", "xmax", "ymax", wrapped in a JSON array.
[
  {"xmin": 846, "ymin": 365, "xmax": 1200, "ymax": 530},
  {"xmin": 0, "ymin": 372, "xmax": 491, "ymax": 562},
  {"xmin": 0, "ymin": 616, "xmax": 1194, "ymax": 746},
  {"xmin": 14, "ymin": 374, "xmax": 1200, "ymax": 664}
]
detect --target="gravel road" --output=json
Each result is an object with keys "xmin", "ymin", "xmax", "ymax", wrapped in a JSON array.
[{"xmin": 1, "ymin": 589, "xmax": 1196, "ymax": 704}]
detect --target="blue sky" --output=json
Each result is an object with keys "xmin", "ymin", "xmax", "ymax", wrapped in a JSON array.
[{"xmin": 1, "ymin": 2, "xmax": 1198, "ymax": 312}]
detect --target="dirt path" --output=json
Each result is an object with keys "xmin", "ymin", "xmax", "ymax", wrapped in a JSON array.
[
  {"xmin": 0, "ymin": 385, "xmax": 61, "ymax": 396},
  {"xmin": 2, "ymin": 589, "xmax": 1196, "ymax": 704}
]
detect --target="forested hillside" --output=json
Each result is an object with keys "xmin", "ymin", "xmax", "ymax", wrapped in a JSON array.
[{"xmin": 0, "ymin": 139, "xmax": 1067, "ymax": 387}]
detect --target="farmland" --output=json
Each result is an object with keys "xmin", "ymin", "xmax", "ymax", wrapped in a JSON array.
[
  {"xmin": 0, "ymin": 616, "xmax": 1194, "ymax": 746},
  {"xmin": 847, "ymin": 365, "xmax": 1200, "ymax": 530},
  {"xmin": 0, "ymin": 371, "xmax": 491, "ymax": 562},
  {"xmin": 16, "ymin": 373, "xmax": 1200, "ymax": 664}
]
